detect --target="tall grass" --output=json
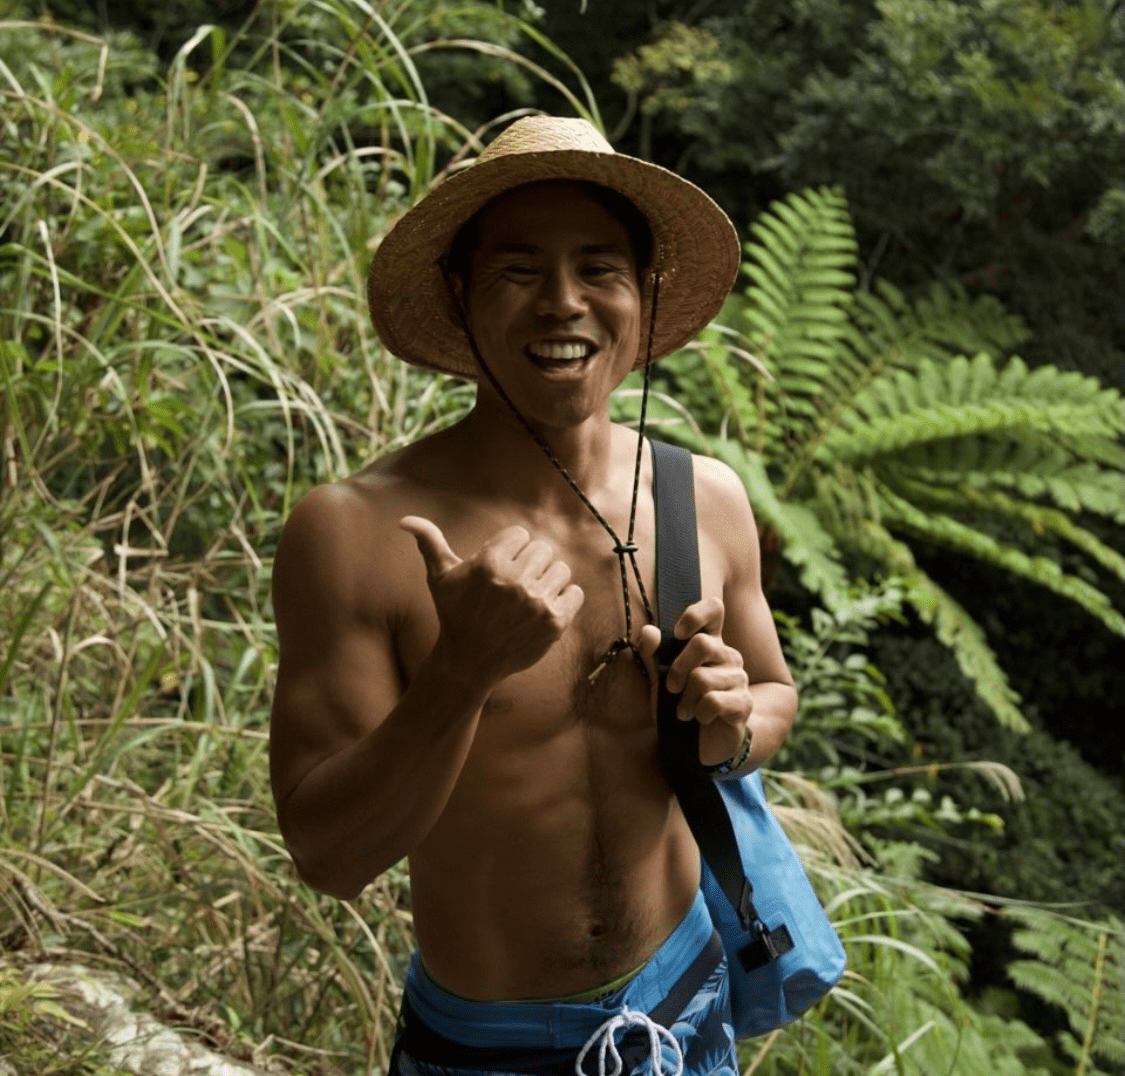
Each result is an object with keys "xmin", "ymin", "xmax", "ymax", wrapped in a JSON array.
[
  {"xmin": 0, "ymin": 3, "xmax": 562, "ymax": 1071},
  {"xmin": 1, "ymin": 4, "xmax": 1121, "ymax": 1075}
]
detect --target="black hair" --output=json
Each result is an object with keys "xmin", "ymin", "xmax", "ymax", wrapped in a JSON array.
[{"xmin": 443, "ymin": 180, "xmax": 654, "ymax": 284}]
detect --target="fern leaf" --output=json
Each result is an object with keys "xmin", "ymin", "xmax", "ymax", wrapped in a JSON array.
[
  {"xmin": 1005, "ymin": 908, "xmax": 1125, "ymax": 1075},
  {"xmin": 888, "ymin": 479, "xmax": 1125, "ymax": 578},
  {"xmin": 913, "ymin": 280, "xmax": 1033, "ymax": 355},
  {"xmin": 822, "ymin": 354, "xmax": 1121, "ymax": 462},
  {"xmin": 965, "ymin": 348, "xmax": 999, "ymax": 401},
  {"xmin": 834, "ymin": 518, "xmax": 1027, "ymax": 728},
  {"xmin": 1052, "ymin": 433, "xmax": 1123, "ymax": 469},
  {"xmin": 739, "ymin": 187, "xmax": 857, "ymax": 409},
  {"xmin": 906, "ymin": 571, "xmax": 1028, "ymax": 730},
  {"xmin": 850, "ymin": 517, "xmax": 1030, "ymax": 729},
  {"xmin": 889, "ymin": 436, "xmax": 1125, "ymax": 522},
  {"xmin": 877, "ymin": 485, "xmax": 1125, "ymax": 635}
]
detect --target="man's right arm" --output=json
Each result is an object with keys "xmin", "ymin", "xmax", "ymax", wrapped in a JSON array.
[
  {"xmin": 269, "ymin": 484, "xmax": 583, "ymax": 900},
  {"xmin": 269, "ymin": 485, "xmax": 488, "ymax": 899}
]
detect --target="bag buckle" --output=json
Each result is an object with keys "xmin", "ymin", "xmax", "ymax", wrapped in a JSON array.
[{"xmin": 738, "ymin": 921, "xmax": 795, "ymax": 971}]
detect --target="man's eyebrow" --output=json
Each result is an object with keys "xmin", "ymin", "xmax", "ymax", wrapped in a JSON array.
[
  {"xmin": 579, "ymin": 243, "xmax": 632, "ymax": 257},
  {"xmin": 488, "ymin": 242, "xmax": 541, "ymax": 255}
]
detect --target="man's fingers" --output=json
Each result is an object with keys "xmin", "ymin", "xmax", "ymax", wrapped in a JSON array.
[
  {"xmin": 400, "ymin": 516, "xmax": 462, "ymax": 578},
  {"xmin": 637, "ymin": 624, "xmax": 662, "ymax": 686},
  {"xmin": 537, "ymin": 559, "xmax": 573, "ymax": 596},
  {"xmin": 488, "ymin": 524, "xmax": 533, "ymax": 559},
  {"xmin": 674, "ymin": 595, "xmax": 725, "ymax": 640},
  {"xmin": 555, "ymin": 583, "xmax": 585, "ymax": 623},
  {"xmin": 638, "ymin": 624, "xmax": 662, "ymax": 663}
]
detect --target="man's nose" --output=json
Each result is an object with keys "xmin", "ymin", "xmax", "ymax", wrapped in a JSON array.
[{"xmin": 534, "ymin": 267, "xmax": 585, "ymax": 319}]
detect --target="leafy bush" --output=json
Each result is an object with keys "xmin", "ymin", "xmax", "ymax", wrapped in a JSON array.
[
  {"xmin": 873, "ymin": 633, "xmax": 1125, "ymax": 915},
  {"xmin": 742, "ymin": 583, "xmax": 1124, "ymax": 1076},
  {"xmin": 1, "ymin": 5, "xmax": 1121, "ymax": 1075}
]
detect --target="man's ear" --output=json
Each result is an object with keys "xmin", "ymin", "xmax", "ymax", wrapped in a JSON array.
[{"xmin": 446, "ymin": 270, "xmax": 467, "ymax": 312}]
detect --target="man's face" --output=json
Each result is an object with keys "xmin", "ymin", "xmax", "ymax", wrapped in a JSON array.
[{"xmin": 459, "ymin": 181, "xmax": 643, "ymax": 431}]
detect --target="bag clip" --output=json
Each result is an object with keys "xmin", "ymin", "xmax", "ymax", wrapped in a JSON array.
[{"xmin": 738, "ymin": 922, "xmax": 795, "ymax": 971}]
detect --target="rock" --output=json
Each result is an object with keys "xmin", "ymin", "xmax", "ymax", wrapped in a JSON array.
[{"xmin": 11, "ymin": 962, "xmax": 278, "ymax": 1076}]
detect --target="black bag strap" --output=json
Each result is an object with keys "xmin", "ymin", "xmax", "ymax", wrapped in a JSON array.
[{"xmin": 651, "ymin": 439, "xmax": 793, "ymax": 969}]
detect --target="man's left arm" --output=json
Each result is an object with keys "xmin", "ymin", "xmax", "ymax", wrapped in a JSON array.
[{"xmin": 641, "ymin": 454, "xmax": 797, "ymax": 771}]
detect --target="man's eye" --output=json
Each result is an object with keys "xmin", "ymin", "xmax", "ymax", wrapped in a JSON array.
[{"xmin": 583, "ymin": 263, "xmax": 624, "ymax": 278}]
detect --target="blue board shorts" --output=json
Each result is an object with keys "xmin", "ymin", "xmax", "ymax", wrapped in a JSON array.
[{"xmin": 390, "ymin": 890, "xmax": 738, "ymax": 1076}]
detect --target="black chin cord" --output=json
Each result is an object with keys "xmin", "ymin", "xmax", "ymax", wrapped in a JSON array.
[{"xmin": 456, "ymin": 273, "xmax": 662, "ymax": 684}]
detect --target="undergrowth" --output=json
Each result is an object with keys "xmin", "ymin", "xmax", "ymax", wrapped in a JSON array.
[{"xmin": 0, "ymin": 4, "xmax": 1121, "ymax": 1075}]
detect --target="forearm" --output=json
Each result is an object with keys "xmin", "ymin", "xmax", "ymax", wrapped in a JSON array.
[
  {"xmin": 277, "ymin": 645, "xmax": 492, "ymax": 899},
  {"xmin": 743, "ymin": 680, "xmax": 798, "ymax": 771}
]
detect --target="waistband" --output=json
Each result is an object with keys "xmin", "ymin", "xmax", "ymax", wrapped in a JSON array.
[{"xmin": 404, "ymin": 889, "xmax": 711, "ymax": 1050}]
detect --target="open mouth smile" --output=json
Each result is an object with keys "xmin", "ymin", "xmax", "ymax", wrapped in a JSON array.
[{"xmin": 525, "ymin": 340, "xmax": 596, "ymax": 372}]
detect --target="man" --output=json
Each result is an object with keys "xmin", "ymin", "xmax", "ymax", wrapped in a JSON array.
[{"xmin": 269, "ymin": 116, "xmax": 798, "ymax": 1075}]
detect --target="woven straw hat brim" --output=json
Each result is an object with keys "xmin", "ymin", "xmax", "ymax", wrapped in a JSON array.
[{"xmin": 367, "ymin": 147, "xmax": 739, "ymax": 379}]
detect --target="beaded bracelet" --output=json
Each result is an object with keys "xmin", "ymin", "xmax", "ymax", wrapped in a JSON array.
[{"xmin": 705, "ymin": 724, "xmax": 754, "ymax": 778}]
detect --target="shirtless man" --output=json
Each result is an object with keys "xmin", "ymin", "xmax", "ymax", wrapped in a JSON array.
[{"xmin": 269, "ymin": 116, "xmax": 798, "ymax": 1075}]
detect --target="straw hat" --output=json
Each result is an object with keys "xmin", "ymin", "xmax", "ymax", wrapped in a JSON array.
[{"xmin": 367, "ymin": 115, "xmax": 740, "ymax": 378}]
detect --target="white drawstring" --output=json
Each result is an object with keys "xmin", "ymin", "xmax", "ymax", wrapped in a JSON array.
[{"xmin": 575, "ymin": 1007, "xmax": 684, "ymax": 1076}]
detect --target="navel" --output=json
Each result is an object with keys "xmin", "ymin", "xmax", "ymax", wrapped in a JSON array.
[{"xmin": 482, "ymin": 693, "xmax": 514, "ymax": 714}]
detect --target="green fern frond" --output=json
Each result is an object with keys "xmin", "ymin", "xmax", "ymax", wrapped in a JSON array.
[
  {"xmin": 846, "ymin": 279, "xmax": 1025, "ymax": 377},
  {"xmin": 889, "ymin": 434, "xmax": 1125, "ymax": 522},
  {"xmin": 836, "ymin": 518, "xmax": 1027, "ymax": 728},
  {"xmin": 806, "ymin": 464, "xmax": 884, "ymax": 545},
  {"xmin": 911, "ymin": 280, "xmax": 1033, "ymax": 355},
  {"xmin": 739, "ymin": 187, "xmax": 857, "ymax": 408},
  {"xmin": 1052, "ymin": 432, "xmax": 1123, "ymax": 469},
  {"xmin": 822, "ymin": 354, "xmax": 1121, "ymax": 462},
  {"xmin": 887, "ymin": 479, "xmax": 1125, "ymax": 579},
  {"xmin": 877, "ymin": 485, "xmax": 1125, "ymax": 635},
  {"xmin": 905, "ymin": 571, "xmax": 1028, "ymax": 731},
  {"xmin": 1005, "ymin": 908, "xmax": 1125, "ymax": 1075}
]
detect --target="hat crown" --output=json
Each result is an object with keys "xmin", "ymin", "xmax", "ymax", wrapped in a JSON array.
[{"xmin": 478, "ymin": 116, "xmax": 615, "ymax": 163}]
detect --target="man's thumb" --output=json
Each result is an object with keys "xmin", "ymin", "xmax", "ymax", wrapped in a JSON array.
[
  {"xmin": 400, "ymin": 516, "xmax": 461, "ymax": 577},
  {"xmin": 638, "ymin": 624, "xmax": 662, "ymax": 678}
]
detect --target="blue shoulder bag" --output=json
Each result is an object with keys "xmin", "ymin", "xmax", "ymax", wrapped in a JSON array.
[{"xmin": 649, "ymin": 438, "xmax": 847, "ymax": 1039}]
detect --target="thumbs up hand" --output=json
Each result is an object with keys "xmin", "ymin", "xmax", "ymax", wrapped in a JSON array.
[{"xmin": 400, "ymin": 517, "xmax": 585, "ymax": 685}]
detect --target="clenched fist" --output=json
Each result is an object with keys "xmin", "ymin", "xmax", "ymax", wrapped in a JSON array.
[{"xmin": 400, "ymin": 517, "xmax": 585, "ymax": 687}]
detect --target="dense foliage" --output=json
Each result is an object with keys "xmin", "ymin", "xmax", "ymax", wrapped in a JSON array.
[
  {"xmin": 546, "ymin": 0, "xmax": 1125, "ymax": 386},
  {"xmin": 1, "ymin": 3, "xmax": 1122, "ymax": 1075}
]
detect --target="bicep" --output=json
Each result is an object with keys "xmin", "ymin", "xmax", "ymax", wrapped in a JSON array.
[
  {"xmin": 268, "ymin": 486, "xmax": 405, "ymax": 810},
  {"xmin": 695, "ymin": 457, "xmax": 793, "ymax": 688}
]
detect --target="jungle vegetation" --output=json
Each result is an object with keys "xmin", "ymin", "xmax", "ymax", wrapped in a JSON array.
[{"xmin": 0, "ymin": 1, "xmax": 1122, "ymax": 1074}]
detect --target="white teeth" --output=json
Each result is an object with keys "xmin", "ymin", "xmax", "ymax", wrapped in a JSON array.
[{"xmin": 528, "ymin": 342, "xmax": 592, "ymax": 361}]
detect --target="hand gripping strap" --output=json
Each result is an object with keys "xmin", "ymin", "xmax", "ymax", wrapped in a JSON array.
[{"xmin": 650, "ymin": 439, "xmax": 765, "ymax": 938}]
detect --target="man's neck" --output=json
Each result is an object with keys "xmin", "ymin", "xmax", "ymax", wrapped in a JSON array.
[{"xmin": 458, "ymin": 398, "xmax": 629, "ymax": 517}]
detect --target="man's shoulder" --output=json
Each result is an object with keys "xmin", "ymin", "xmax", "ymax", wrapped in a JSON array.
[
  {"xmin": 686, "ymin": 451, "xmax": 759, "ymax": 578},
  {"xmin": 272, "ymin": 469, "xmax": 427, "ymax": 618},
  {"xmin": 690, "ymin": 451, "xmax": 748, "ymax": 503},
  {"xmin": 284, "ymin": 428, "xmax": 460, "ymax": 535},
  {"xmin": 643, "ymin": 438, "xmax": 754, "ymax": 539},
  {"xmin": 279, "ymin": 472, "xmax": 400, "ymax": 549}
]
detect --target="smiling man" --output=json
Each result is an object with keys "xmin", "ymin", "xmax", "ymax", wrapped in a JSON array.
[{"xmin": 268, "ymin": 117, "xmax": 798, "ymax": 1075}]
